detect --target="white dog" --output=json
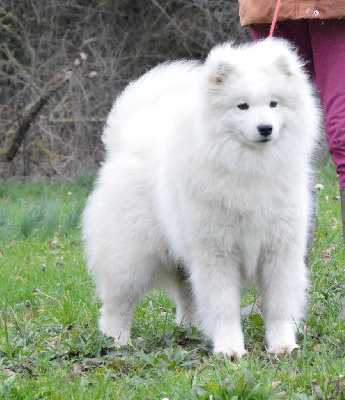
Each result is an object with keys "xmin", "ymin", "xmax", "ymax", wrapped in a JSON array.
[{"xmin": 82, "ymin": 39, "xmax": 320, "ymax": 358}]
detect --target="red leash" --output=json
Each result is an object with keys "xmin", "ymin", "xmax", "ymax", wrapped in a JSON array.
[{"xmin": 269, "ymin": 0, "xmax": 282, "ymax": 37}]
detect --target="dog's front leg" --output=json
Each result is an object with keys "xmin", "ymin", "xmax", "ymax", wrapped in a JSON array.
[
  {"xmin": 259, "ymin": 249, "xmax": 308, "ymax": 355},
  {"xmin": 189, "ymin": 253, "xmax": 247, "ymax": 358}
]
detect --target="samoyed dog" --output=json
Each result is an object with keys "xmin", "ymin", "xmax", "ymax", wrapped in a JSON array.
[{"xmin": 82, "ymin": 39, "xmax": 320, "ymax": 358}]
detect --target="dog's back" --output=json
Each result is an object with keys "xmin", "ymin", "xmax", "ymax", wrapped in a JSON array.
[{"xmin": 102, "ymin": 61, "xmax": 200, "ymax": 156}]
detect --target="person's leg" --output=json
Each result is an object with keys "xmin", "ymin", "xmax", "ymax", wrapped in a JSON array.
[
  {"xmin": 251, "ymin": 20, "xmax": 315, "ymax": 79},
  {"xmin": 310, "ymin": 19, "xmax": 345, "ymax": 191},
  {"xmin": 251, "ymin": 23, "xmax": 270, "ymax": 40},
  {"xmin": 310, "ymin": 19, "xmax": 345, "ymax": 319}
]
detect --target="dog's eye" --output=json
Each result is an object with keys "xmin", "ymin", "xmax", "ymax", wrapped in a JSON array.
[
  {"xmin": 237, "ymin": 103, "xmax": 249, "ymax": 110},
  {"xmin": 270, "ymin": 101, "xmax": 278, "ymax": 108}
]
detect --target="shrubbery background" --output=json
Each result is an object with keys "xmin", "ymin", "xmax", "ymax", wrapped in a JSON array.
[{"xmin": 0, "ymin": 0, "xmax": 250, "ymax": 180}]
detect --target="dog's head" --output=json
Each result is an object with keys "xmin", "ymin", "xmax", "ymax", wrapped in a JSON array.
[{"xmin": 200, "ymin": 39, "xmax": 319, "ymax": 153}]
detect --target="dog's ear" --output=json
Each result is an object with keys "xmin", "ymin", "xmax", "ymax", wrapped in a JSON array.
[
  {"xmin": 276, "ymin": 55, "xmax": 295, "ymax": 77},
  {"xmin": 273, "ymin": 44, "xmax": 306, "ymax": 78},
  {"xmin": 211, "ymin": 62, "xmax": 233, "ymax": 84},
  {"xmin": 205, "ymin": 44, "xmax": 236, "ymax": 85},
  {"xmin": 255, "ymin": 38, "xmax": 305, "ymax": 78}
]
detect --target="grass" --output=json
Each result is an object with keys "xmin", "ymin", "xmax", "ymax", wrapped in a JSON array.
[{"xmin": 0, "ymin": 161, "xmax": 344, "ymax": 399}]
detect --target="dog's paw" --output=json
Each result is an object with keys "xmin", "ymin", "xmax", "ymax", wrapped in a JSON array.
[
  {"xmin": 101, "ymin": 330, "xmax": 130, "ymax": 347},
  {"xmin": 99, "ymin": 322, "xmax": 130, "ymax": 346},
  {"xmin": 214, "ymin": 346, "xmax": 248, "ymax": 359},
  {"xmin": 268, "ymin": 343, "xmax": 299, "ymax": 355}
]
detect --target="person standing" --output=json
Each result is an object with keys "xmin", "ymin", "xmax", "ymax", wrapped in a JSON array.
[
  {"xmin": 238, "ymin": 0, "xmax": 345, "ymax": 241},
  {"xmin": 237, "ymin": 0, "xmax": 345, "ymax": 319}
]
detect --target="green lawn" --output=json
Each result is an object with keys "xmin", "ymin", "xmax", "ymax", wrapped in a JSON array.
[{"xmin": 0, "ymin": 162, "xmax": 344, "ymax": 399}]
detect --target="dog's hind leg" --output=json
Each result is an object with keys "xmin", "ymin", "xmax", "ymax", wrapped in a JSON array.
[
  {"xmin": 98, "ymin": 289, "xmax": 139, "ymax": 346},
  {"xmin": 95, "ymin": 254, "xmax": 162, "ymax": 345},
  {"xmin": 167, "ymin": 265, "xmax": 201, "ymax": 329}
]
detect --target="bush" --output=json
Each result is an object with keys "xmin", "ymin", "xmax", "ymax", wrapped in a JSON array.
[{"xmin": 0, "ymin": 0, "xmax": 250, "ymax": 180}]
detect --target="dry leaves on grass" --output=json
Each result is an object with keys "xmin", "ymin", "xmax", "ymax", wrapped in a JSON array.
[
  {"xmin": 322, "ymin": 244, "xmax": 336, "ymax": 262},
  {"xmin": 312, "ymin": 375, "xmax": 344, "ymax": 399},
  {"xmin": 3, "ymin": 369, "xmax": 15, "ymax": 376},
  {"xmin": 339, "ymin": 304, "xmax": 345, "ymax": 320},
  {"xmin": 48, "ymin": 236, "xmax": 61, "ymax": 248}
]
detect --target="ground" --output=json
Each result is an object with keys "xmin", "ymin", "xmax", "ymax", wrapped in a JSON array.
[{"xmin": 0, "ymin": 162, "xmax": 344, "ymax": 399}]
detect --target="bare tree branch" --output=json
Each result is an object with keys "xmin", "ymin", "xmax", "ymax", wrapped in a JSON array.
[{"xmin": 1, "ymin": 69, "xmax": 72, "ymax": 162}]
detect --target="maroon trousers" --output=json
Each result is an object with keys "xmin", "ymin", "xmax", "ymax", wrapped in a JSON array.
[{"xmin": 252, "ymin": 19, "xmax": 345, "ymax": 188}]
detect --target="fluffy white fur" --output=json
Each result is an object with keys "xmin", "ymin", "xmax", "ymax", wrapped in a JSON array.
[{"xmin": 82, "ymin": 39, "xmax": 320, "ymax": 357}]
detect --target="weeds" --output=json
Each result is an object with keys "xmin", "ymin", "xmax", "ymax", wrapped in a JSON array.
[
  {"xmin": 0, "ymin": 181, "xmax": 91, "ymax": 242},
  {"xmin": 194, "ymin": 370, "xmax": 268, "ymax": 399}
]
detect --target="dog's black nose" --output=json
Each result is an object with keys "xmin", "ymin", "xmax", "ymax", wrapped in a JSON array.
[{"xmin": 258, "ymin": 124, "xmax": 273, "ymax": 137}]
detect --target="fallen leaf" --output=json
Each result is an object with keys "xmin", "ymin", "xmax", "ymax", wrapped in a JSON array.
[
  {"xmin": 3, "ymin": 369, "xmax": 15, "ymax": 376},
  {"xmin": 322, "ymin": 249, "xmax": 331, "ymax": 262},
  {"xmin": 272, "ymin": 392, "xmax": 287, "ymax": 399},
  {"xmin": 73, "ymin": 362, "xmax": 84, "ymax": 374},
  {"xmin": 311, "ymin": 380, "xmax": 323, "ymax": 397},
  {"xmin": 322, "ymin": 244, "xmax": 336, "ymax": 261},
  {"xmin": 312, "ymin": 343, "xmax": 325, "ymax": 350},
  {"xmin": 331, "ymin": 217, "xmax": 338, "ymax": 230},
  {"xmin": 88, "ymin": 71, "xmax": 98, "ymax": 79},
  {"xmin": 339, "ymin": 305, "xmax": 345, "ymax": 320},
  {"xmin": 11, "ymin": 275, "xmax": 26, "ymax": 281},
  {"xmin": 79, "ymin": 52, "xmax": 88, "ymax": 61},
  {"xmin": 48, "ymin": 236, "xmax": 61, "ymax": 248}
]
